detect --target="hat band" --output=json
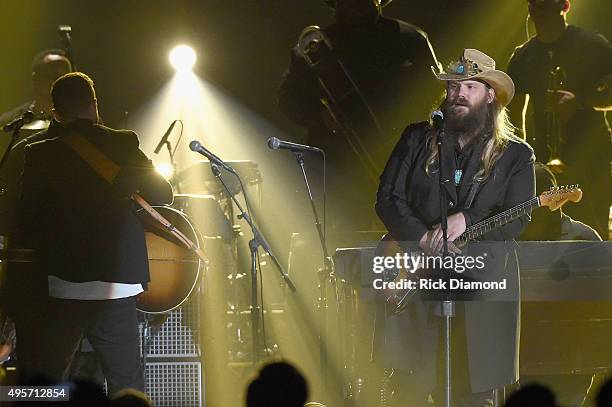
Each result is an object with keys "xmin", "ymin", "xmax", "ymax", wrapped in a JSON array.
[{"xmin": 447, "ymin": 57, "xmax": 483, "ymax": 76}]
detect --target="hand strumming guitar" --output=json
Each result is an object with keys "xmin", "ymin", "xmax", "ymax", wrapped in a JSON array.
[{"xmin": 419, "ymin": 212, "xmax": 466, "ymax": 255}]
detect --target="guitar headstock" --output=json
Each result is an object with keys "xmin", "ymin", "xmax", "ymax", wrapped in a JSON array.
[{"xmin": 539, "ymin": 185, "xmax": 583, "ymax": 211}]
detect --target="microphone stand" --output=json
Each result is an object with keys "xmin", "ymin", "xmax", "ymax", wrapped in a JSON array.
[
  {"xmin": 58, "ymin": 25, "xmax": 76, "ymax": 70},
  {"xmin": 0, "ymin": 120, "xmax": 28, "ymax": 172},
  {"xmin": 209, "ymin": 163, "xmax": 296, "ymax": 365},
  {"xmin": 437, "ymin": 125, "xmax": 454, "ymax": 407},
  {"xmin": 163, "ymin": 139, "xmax": 180, "ymax": 193},
  {"xmin": 0, "ymin": 116, "xmax": 33, "ymax": 251},
  {"xmin": 292, "ymin": 151, "xmax": 332, "ymax": 400}
]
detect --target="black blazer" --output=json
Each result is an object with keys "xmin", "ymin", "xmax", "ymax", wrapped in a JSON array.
[
  {"xmin": 373, "ymin": 121, "xmax": 536, "ymax": 393},
  {"xmin": 376, "ymin": 121, "xmax": 536, "ymax": 243},
  {"xmin": 13, "ymin": 119, "xmax": 173, "ymax": 285}
]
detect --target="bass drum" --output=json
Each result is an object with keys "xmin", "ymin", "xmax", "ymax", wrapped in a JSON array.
[{"xmin": 136, "ymin": 206, "xmax": 203, "ymax": 314}]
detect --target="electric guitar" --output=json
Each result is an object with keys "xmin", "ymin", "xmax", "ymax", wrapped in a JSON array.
[{"xmin": 376, "ymin": 185, "xmax": 583, "ymax": 315}]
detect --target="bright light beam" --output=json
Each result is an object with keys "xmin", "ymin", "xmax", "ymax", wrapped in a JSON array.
[
  {"xmin": 154, "ymin": 163, "xmax": 174, "ymax": 180},
  {"xmin": 169, "ymin": 45, "xmax": 197, "ymax": 72}
]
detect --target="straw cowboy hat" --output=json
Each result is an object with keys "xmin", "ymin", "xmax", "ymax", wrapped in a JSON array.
[{"xmin": 434, "ymin": 48, "xmax": 515, "ymax": 107}]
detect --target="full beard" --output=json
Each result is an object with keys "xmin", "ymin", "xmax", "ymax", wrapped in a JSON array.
[{"xmin": 443, "ymin": 99, "xmax": 491, "ymax": 143}]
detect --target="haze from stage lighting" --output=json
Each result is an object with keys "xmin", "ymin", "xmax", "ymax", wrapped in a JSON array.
[{"xmin": 154, "ymin": 163, "xmax": 175, "ymax": 179}]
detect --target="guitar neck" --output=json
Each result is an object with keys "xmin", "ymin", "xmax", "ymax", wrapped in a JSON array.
[{"xmin": 456, "ymin": 196, "xmax": 540, "ymax": 245}]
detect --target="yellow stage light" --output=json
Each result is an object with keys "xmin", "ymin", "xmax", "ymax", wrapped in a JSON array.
[
  {"xmin": 169, "ymin": 45, "xmax": 196, "ymax": 72},
  {"xmin": 154, "ymin": 163, "xmax": 174, "ymax": 179}
]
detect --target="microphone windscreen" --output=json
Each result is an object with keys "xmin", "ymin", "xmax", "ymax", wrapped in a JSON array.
[
  {"xmin": 431, "ymin": 110, "xmax": 444, "ymax": 129},
  {"xmin": 267, "ymin": 137, "xmax": 280, "ymax": 150},
  {"xmin": 189, "ymin": 140, "xmax": 201, "ymax": 151}
]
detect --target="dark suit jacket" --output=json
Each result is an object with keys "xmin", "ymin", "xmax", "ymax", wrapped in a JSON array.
[
  {"xmin": 374, "ymin": 121, "xmax": 535, "ymax": 393},
  {"xmin": 278, "ymin": 17, "xmax": 440, "ymax": 140},
  {"xmin": 0, "ymin": 130, "xmax": 55, "ymax": 237},
  {"xmin": 278, "ymin": 17, "xmax": 441, "ymax": 229},
  {"xmin": 12, "ymin": 119, "xmax": 172, "ymax": 286}
]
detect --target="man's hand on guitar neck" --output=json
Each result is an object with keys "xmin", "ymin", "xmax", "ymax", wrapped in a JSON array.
[{"xmin": 419, "ymin": 212, "xmax": 466, "ymax": 255}]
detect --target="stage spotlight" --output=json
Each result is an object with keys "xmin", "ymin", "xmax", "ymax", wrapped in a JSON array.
[
  {"xmin": 169, "ymin": 45, "xmax": 196, "ymax": 72},
  {"xmin": 154, "ymin": 163, "xmax": 174, "ymax": 179}
]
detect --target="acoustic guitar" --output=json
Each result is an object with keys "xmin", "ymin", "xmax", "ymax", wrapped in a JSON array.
[
  {"xmin": 135, "ymin": 204, "xmax": 204, "ymax": 314},
  {"xmin": 376, "ymin": 185, "xmax": 583, "ymax": 315},
  {"xmin": 0, "ymin": 201, "xmax": 205, "ymax": 314}
]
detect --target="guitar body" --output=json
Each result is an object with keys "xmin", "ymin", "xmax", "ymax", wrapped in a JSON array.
[
  {"xmin": 137, "ymin": 206, "xmax": 203, "ymax": 314},
  {"xmin": 376, "ymin": 186, "xmax": 583, "ymax": 315},
  {"xmin": 374, "ymin": 234, "xmax": 420, "ymax": 315}
]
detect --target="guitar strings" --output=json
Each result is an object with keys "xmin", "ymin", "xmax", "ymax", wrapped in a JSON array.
[{"xmin": 457, "ymin": 196, "xmax": 540, "ymax": 243}]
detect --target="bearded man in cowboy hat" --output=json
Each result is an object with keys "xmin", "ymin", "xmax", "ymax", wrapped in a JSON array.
[{"xmin": 373, "ymin": 49, "xmax": 535, "ymax": 406}]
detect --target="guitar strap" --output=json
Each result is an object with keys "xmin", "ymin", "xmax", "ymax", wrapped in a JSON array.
[
  {"xmin": 464, "ymin": 179, "xmax": 481, "ymax": 209},
  {"xmin": 61, "ymin": 133, "xmax": 206, "ymax": 262},
  {"xmin": 61, "ymin": 133, "xmax": 120, "ymax": 184},
  {"xmin": 455, "ymin": 137, "xmax": 484, "ymax": 211}
]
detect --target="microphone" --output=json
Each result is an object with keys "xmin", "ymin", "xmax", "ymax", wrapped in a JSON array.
[
  {"xmin": 189, "ymin": 140, "xmax": 234, "ymax": 173},
  {"xmin": 431, "ymin": 110, "xmax": 444, "ymax": 130},
  {"xmin": 267, "ymin": 137, "xmax": 322, "ymax": 153},
  {"xmin": 154, "ymin": 120, "xmax": 177, "ymax": 154},
  {"xmin": 3, "ymin": 111, "xmax": 34, "ymax": 133}
]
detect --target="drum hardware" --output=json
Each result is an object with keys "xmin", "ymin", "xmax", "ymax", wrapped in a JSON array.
[
  {"xmin": 20, "ymin": 119, "xmax": 50, "ymax": 132},
  {"xmin": 174, "ymin": 160, "xmax": 261, "ymax": 197},
  {"xmin": 211, "ymin": 161, "xmax": 294, "ymax": 364},
  {"xmin": 171, "ymin": 193, "xmax": 233, "ymax": 242},
  {"xmin": 185, "ymin": 143, "xmax": 294, "ymax": 366},
  {"xmin": 378, "ymin": 368, "xmax": 393, "ymax": 407},
  {"xmin": 172, "ymin": 173, "xmax": 273, "ymax": 365}
]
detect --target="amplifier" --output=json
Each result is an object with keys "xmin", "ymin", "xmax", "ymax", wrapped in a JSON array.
[
  {"xmin": 144, "ymin": 361, "xmax": 203, "ymax": 407},
  {"xmin": 139, "ymin": 292, "xmax": 203, "ymax": 405},
  {"xmin": 140, "ymin": 291, "xmax": 201, "ymax": 358}
]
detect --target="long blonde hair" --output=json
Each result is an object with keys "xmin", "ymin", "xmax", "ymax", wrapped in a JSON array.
[{"xmin": 425, "ymin": 98, "xmax": 519, "ymax": 181}]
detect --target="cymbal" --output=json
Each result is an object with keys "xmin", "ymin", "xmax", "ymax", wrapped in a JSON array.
[
  {"xmin": 175, "ymin": 160, "xmax": 262, "ymax": 196},
  {"xmin": 21, "ymin": 119, "xmax": 50, "ymax": 131}
]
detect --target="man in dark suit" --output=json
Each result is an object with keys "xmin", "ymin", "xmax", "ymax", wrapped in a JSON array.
[
  {"xmin": 374, "ymin": 49, "xmax": 535, "ymax": 406},
  {"xmin": 8, "ymin": 72, "xmax": 172, "ymax": 394},
  {"xmin": 278, "ymin": 0, "xmax": 441, "ymax": 230},
  {"xmin": 0, "ymin": 48, "xmax": 73, "ymax": 382},
  {"xmin": 507, "ymin": 0, "xmax": 611, "ymax": 239},
  {"xmin": 0, "ymin": 49, "xmax": 72, "ymax": 132}
]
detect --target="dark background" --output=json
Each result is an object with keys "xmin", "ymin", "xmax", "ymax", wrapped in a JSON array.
[
  {"xmin": 1, "ymin": 0, "xmax": 610, "ymax": 133},
  {"xmin": 1, "ymin": 2, "xmax": 610, "ymax": 403},
  {"xmin": 1, "ymin": 0, "xmax": 609, "ymax": 279}
]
